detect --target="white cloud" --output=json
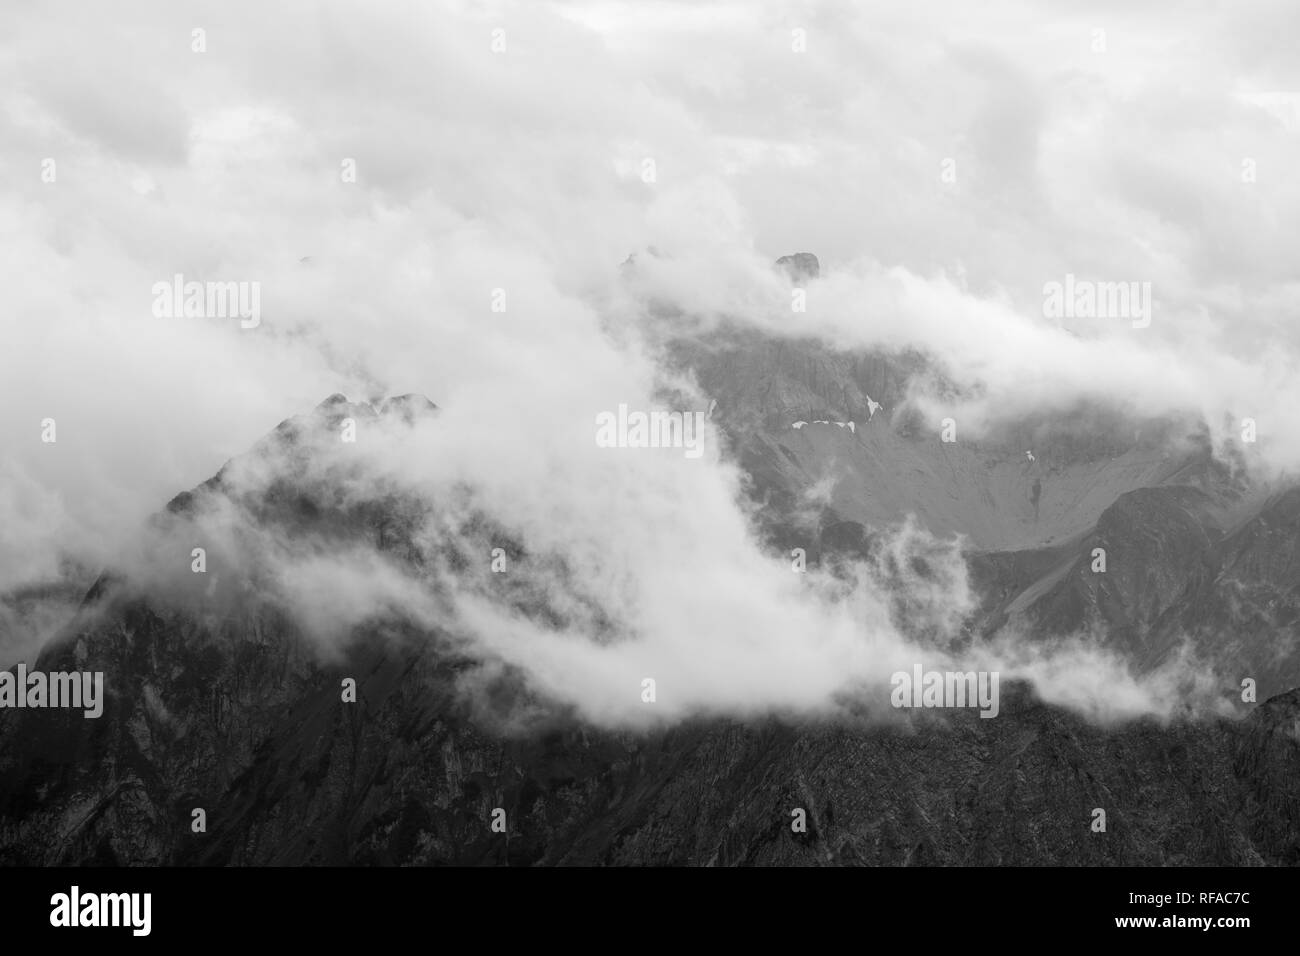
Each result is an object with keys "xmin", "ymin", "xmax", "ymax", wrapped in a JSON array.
[{"xmin": 0, "ymin": 0, "xmax": 1294, "ymax": 723}]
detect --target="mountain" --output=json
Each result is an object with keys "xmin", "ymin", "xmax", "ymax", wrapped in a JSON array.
[
  {"xmin": 2, "ymin": 566, "xmax": 1298, "ymax": 864},
  {"xmin": 2, "ymin": 261, "xmax": 1298, "ymax": 866}
]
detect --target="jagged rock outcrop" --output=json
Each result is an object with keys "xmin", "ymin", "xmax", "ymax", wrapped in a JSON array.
[{"xmin": 776, "ymin": 253, "xmax": 820, "ymax": 281}]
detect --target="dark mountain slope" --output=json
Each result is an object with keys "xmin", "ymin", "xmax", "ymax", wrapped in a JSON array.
[
  {"xmin": 3, "ymin": 587, "xmax": 1297, "ymax": 866},
  {"xmin": 1, "ymin": 391, "xmax": 1297, "ymax": 866},
  {"xmin": 2, "ymin": 271, "xmax": 1297, "ymax": 866}
]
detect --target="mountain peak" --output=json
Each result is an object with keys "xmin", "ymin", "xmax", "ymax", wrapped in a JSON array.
[
  {"xmin": 309, "ymin": 392, "xmax": 438, "ymax": 420},
  {"xmin": 776, "ymin": 252, "xmax": 820, "ymax": 280}
]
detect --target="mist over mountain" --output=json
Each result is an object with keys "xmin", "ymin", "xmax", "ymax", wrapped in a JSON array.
[
  {"xmin": 3, "ymin": 0, "xmax": 1298, "ymax": 870},
  {"xmin": 4, "ymin": 254, "xmax": 1299, "ymax": 864}
]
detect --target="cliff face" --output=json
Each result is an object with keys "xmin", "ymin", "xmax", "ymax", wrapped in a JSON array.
[
  {"xmin": 2, "ymin": 325, "xmax": 1298, "ymax": 867},
  {"xmin": 679, "ymin": 321, "xmax": 1289, "ymax": 700}
]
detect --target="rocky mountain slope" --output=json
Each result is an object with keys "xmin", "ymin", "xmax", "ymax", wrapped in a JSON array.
[
  {"xmin": 2, "ymin": 573, "xmax": 1297, "ymax": 865},
  {"xmin": 2, "ymin": 262, "xmax": 1298, "ymax": 866}
]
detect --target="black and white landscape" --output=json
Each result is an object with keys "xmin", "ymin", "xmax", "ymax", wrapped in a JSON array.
[{"xmin": 2, "ymin": 1, "xmax": 1299, "ymax": 870}]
